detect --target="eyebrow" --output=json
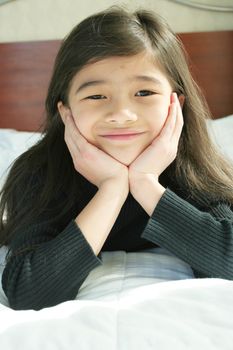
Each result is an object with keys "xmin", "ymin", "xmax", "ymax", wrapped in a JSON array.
[{"xmin": 75, "ymin": 75, "xmax": 163, "ymax": 94}]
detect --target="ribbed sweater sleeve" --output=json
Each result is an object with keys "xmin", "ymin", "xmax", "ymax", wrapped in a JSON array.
[
  {"xmin": 141, "ymin": 188, "xmax": 233, "ymax": 279},
  {"xmin": 2, "ymin": 220, "xmax": 102, "ymax": 310}
]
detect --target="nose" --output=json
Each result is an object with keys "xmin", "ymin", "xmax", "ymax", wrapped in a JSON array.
[{"xmin": 104, "ymin": 106, "xmax": 138, "ymax": 125}]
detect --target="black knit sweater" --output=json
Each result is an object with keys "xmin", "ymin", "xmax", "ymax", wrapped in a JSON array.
[{"xmin": 2, "ymin": 174, "xmax": 233, "ymax": 310}]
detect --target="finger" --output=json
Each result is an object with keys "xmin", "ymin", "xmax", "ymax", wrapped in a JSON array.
[
  {"xmin": 65, "ymin": 115, "xmax": 86, "ymax": 143},
  {"xmin": 64, "ymin": 125, "xmax": 80, "ymax": 158},
  {"xmin": 64, "ymin": 116, "xmax": 79, "ymax": 152},
  {"xmin": 157, "ymin": 93, "xmax": 177, "ymax": 140},
  {"xmin": 171, "ymin": 95, "xmax": 184, "ymax": 140},
  {"xmin": 65, "ymin": 115, "xmax": 87, "ymax": 152}
]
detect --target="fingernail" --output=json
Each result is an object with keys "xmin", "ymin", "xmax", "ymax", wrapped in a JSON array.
[{"xmin": 171, "ymin": 92, "xmax": 176, "ymax": 103}]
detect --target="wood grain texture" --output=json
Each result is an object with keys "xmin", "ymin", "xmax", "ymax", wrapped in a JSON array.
[
  {"xmin": 0, "ymin": 31, "xmax": 232, "ymax": 131},
  {"xmin": 0, "ymin": 40, "xmax": 60, "ymax": 131},
  {"xmin": 179, "ymin": 31, "xmax": 233, "ymax": 120}
]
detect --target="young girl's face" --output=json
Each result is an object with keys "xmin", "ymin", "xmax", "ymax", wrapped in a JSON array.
[{"xmin": 60, "ymin": 52, "xmax": 174, "ymax": 165}]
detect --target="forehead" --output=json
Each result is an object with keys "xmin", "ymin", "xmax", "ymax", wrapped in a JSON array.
[
  {"xmin": 70, "ymin": 52, "xmax": 172, "ymax": 90},
  {"xmin": 85, "ymin": 52, "xmax": 156, "ymax": 71}
]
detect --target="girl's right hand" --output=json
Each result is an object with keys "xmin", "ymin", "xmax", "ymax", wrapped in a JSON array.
[{"xmin": 64, "ymin": 115, "xmax": 129, "ymax": 190}]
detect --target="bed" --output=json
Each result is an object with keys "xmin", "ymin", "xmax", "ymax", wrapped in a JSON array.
[{"xmin": 0, "ymin": 30, "xmax": 233, "ymax": 350}]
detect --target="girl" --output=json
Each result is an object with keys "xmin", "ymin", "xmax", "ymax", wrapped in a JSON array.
[{"xmin": 0, "ymin": 7, "xmax": 233, "ymax": 311}]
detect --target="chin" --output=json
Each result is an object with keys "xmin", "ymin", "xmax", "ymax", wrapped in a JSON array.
[
  {"xmin": 99, "ymin": 145, "xmax": 143, "ymax": 166},
  {"xmin": 110, "ymin": 153, "xmax": 139, "ymax": 166}
]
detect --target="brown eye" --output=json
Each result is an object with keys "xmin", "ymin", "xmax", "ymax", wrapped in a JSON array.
[
  {"xmin": 86, "ymin": 95, "xmax": 106, "ymax": 100},
  {"xmin": 135, "ymin": 90, "xmax": 155, "ymax": 97}
]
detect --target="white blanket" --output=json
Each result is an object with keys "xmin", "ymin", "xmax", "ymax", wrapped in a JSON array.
[
  {"xmin": 0, "ymin": 249, "xmax": 233, "ymax": 350},
  {"xmin": 0, "ymin": 279, "xmax": 232, "ymax": 350}
]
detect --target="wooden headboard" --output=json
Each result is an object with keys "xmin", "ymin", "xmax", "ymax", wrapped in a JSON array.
[{"xmin": 0, "ymin": 30, "xmax": 232, "ymax": 131}]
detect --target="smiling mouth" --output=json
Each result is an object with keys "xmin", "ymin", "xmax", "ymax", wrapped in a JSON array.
[{"xmin": 100, "ymin": 132, "xmax": 146, "ymax": 140}]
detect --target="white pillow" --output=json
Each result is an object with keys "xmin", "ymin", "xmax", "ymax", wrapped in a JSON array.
[
  {"xmin": 0, "ymin": 246, "xmax": 8, "ymax": 306},
  {"xmin": 0, "ymin": 116, "xmax": 232, "ymax": 189},
  {"xmin": 0, "ymin": 129, "xmax": 42, "ymax": 190},
  {"xmin": 207, "ymin": 114, "xmax": 233, "ymax": 163},
  {"xmin": 0, "ymin": 247, "xmax": 194, "ymax": 307},
  {"xmin": 0, "ymin": 130, "xmax": 42, "ymax": 304}
]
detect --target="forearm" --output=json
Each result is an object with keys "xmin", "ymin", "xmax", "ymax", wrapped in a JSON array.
[
  {"xmin": 75, "ymin": 178, "xmax": 128, "ymax": 255},
  {"xmin": 142, "ymin": 189, "xmax": 233, "ymax": 280},
  {"xmin": 3, "ymin": 179, "xmax": 128, "ymax": 310},
  {"xmin": 2, "ymin": 221, "xmax": 102, "ymax": 310}
]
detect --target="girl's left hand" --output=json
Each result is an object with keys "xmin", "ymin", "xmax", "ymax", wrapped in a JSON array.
[{"xmin": 129, "ymin": 93, "xmax": 183, "ymax": 190}]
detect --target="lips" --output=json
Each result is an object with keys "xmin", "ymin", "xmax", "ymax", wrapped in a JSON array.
[
  {"xmin": 99, "ymin": 131, "xmax": 146, "ymax": 141},
  {"xmin": 99, "ymin": 130, "xmax": 145, "ymax": 136}
]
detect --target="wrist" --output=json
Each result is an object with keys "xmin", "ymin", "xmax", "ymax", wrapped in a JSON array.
[
  {"xmin": 129, "ymin": 173, "xmax": 158, "ymax": 192},
  {"xmin": 130, "ymin": 175, "xmax": 165, "ymax": 216},
  {"xmin": 99, "ymin": 176, "xmax": 129, "ymax": 200}
]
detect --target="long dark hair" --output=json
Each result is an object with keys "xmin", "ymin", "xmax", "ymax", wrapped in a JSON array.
[{"xmin": 1, "ymin": 6, "xmax": 233, "ymax": 245}]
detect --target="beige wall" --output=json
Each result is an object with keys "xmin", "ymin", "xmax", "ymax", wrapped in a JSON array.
[{"xmin": 0, "ymin": 0, "xmax": 233, "ymax": 42}]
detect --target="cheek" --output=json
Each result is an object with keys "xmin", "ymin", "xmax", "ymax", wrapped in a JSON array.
[{"xmin": 147, "ymin": 102, "xmax": 169, "ymax": 136}]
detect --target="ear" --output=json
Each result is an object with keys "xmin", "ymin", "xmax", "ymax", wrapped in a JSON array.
[
  {"xmin": 178, "ymin": 94, "xmax": 185, "ymax": 109},
  {"xmin": 57, "ymin": 101, "xmax": 72, "ymax": 124}
]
